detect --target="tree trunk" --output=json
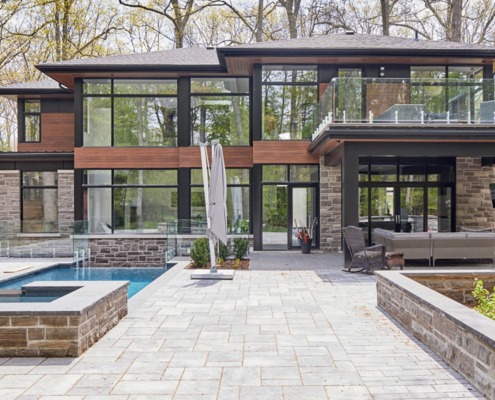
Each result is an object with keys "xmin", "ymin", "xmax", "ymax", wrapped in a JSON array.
[
  {"xmin": 451, "ymin": 0, "xmax": 463, "ymax": 42},
  {"xmin": 381, "ymin": 0, "xmax": 390, "ymax": 36},
  {"xmin": 255, "ymin": 0, "xmax": 264, "ymax": 42}
]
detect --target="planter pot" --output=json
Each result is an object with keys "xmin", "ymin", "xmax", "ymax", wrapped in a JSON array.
[{"xmin": 299, "ymin": 238, "xmax": 312, "ymax": 254}]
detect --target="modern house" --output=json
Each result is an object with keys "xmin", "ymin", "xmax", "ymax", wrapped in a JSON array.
[{"xmin": 1, "ymin": 32, "xmax": 495, "ymax": 266}]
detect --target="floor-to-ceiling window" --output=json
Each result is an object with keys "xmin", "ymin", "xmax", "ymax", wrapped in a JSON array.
[
  {"xmin": 190, "ymin": 168, "xmax": 251, "ymax": 233},
  {"xmin": 83, "ymin": 169, "xmax": 178, "ymax": 233},
  {"xmin": 359, "ymin": 157, "xmax": 455, "ymax": 244},
  {"xmin": 82, "ymin": 79, "xmax": 178, "ymax": 147},
  {"xmin": 261, "ymin": 65, "xmax": 318, "ymax": 140},
  {"xmin": 190, "ymin": 78, "xmax": 250, "ymax": 146}
]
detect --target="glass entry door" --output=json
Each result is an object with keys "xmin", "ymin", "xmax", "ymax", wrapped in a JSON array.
[
  {"xmin": 291, "ymin": 186, "xmax": 318, "ymax": 248},
  {"xmin": 262, "ymin": 184, "xmax": 317, "ymax": 250}
]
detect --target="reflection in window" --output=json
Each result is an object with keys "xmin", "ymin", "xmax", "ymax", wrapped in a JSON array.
[
  {"xmin": 190, "ymin": 168, "xmax": 250, "ymax": 233},
  {"xmin": 191, "ymin": 78, "xmax": 250, "ymax": 146},
  {"xmin": 83, "ymin": 79, "xmax": 178, "ymax": 147},
  {"xmin": 114, "ymin": 97, "xmax": 177, "ymax": 146},
  {"xmin": 262, "ymin": 66, "xmax": 317, "ymax": 140},
  {"xmin": 83, "ymin": 169, "xmax": 178, "ymax": 233},
  {"xmin": 24, "ymin": 100, "xmax": 41, "ymax": 142},
  {"xmin": 22, "ymin": 172, "xmax": 58, "ymax": 233},
  {"xmin": 191, "ymin": 96, "xmax": 249, "ymax": 145}
]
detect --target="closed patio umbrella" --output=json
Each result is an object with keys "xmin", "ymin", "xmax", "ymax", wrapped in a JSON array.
[
  {"xmin": 207, "ymin": 140, "xmax": 228, "ymax": 249},
  {"xmin": 196, "ymin": 139, "xmax": 229, "ymax": 276}
]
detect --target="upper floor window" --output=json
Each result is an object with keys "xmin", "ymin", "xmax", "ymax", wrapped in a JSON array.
[
  {"xmin": 262, "ymin": 65, "xmax": 317, "ymax": 140},
  {"xmin": 191, "ymin": 78, "xmax": 250, "ymax": 146},
  {"xmin": 82, "ymin": 79, "xmax": 178, "ymax": 147},
  {"xmin": 23, "ymin": 100, "xmax": 41, "ymax": 142}
]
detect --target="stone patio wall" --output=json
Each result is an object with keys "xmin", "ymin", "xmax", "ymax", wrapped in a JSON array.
[
  {"xmin": 90, "ymin": 237, "xmax": 168, "ymax": 267},
  {"xmin": 319, "ymin": 157, "xmax": 341, "ymax": 252},
  {"xmin": 377, "ymin": 271, "xmax": 495, "ymax": 400},
  {"xmin": 457, "ymin": 157, "xmax": 495, "ymax": 231}
]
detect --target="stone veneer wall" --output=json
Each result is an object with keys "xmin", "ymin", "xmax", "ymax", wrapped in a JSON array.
[
  {"xmin": 0, "ymin": 285, "xmax": 128, "ymax": 357},
  {"xmin": 457, "ymin": 157, "xmax": 495, "ymax": 230},
  {"xmin": 90, "ymin": 238, "xmax": 168, "ymax": 267},
  {"xmin": 413, "ymin": 274, "xmax": 495, "ymax": 307},
  {"xmin": 319, "ymin": 157, "xmax": 342, "ymax": 252},
  {"xmin": 377, "ymin": 272, "xmax": 495, "ymax": 400},
  {"xmin": 57, "ymin": 170, "xmax": 74, "ymax": 236},
  {"xmin": 0, "ymin": 170, "xmax": 20, "ymax": 238}
]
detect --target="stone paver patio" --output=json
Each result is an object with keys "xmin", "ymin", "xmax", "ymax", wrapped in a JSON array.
[{"xmin": 0, "ymin": 252, "xmax": 485, "ymax": 399}]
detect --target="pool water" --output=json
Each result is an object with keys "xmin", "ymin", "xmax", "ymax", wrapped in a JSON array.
[
  {"xmin": 0, "ymin": 266, "xmax": 171, "ymax": 298},
  {"xmin": 0, "ymin": 290, "xmax": 74, "ymax": 303}
]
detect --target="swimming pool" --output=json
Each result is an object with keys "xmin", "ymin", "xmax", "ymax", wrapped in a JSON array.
[{"xmin": 0, "ymin": 265, "xmax": 172, "ymax": 298}]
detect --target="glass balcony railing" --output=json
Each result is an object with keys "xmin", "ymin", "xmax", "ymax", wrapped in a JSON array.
[{"xmin": 312, "ymin": 78, "xmax": 495, "ymax": 139}]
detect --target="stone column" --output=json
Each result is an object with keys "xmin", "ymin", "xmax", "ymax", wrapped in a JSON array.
[
  {"xmin": 58, "ymin": 170, "xmax": 74, "ymax": 237},
  {"xmin": 319, "ymin": 157, "xmax": 342, "ymax": 252},
  {"xmin": 0, "ymin": 170, "xmax": 20, "ymax": 238},
  {"xmin": 456, "ymin": 157, "xmax": 495, "ymax": 230}
]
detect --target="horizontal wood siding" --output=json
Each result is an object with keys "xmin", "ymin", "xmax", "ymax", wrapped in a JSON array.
[
  {"xmin": 75, "ymin": 143, "xmax": 316, "ymax": 169},
  {"xmin": 19, "ymin": 113, "xmax": 74, "ymax": 152},
  {"xmin": 75, "ymin": 148, "xmax": 180, "ymax": 169},
  {"xmin": 253, "ymin": 141, "xmax": 319, "ymax": 164},
  {"xmin": 178, "ymin": 147, "xmax": 253, "ymax": 168},
  {"xmin": 75, "ymin": 147, "xmax": 253, "ymax": 169}
]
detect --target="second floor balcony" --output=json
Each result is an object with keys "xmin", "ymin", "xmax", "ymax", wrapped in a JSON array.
[{"xmin": 313, "ymin": 78, "xmax": 495, "ymax": 139}]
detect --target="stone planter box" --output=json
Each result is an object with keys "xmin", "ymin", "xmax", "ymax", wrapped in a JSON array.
[
  {"xmin": 376, "ymin": 270, "xmax": 495, "ymax": 400},
  {"xmin": 0, "ymin": 281, "xmax": 128, "ymax": 357}
]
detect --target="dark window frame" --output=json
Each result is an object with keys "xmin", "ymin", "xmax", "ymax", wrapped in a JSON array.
[
  {"xmin": 19, "ymin": 99, "xmax": 41, "ymax": 143},
  {"xmin": 21, "ymin": 171, "xmax": 58, "ymax": 233},
  {"xmin": 260, "ymin": 65, "xmax": 319, "ymax": 141},
  {"xmin": 190, "ymin": 76, "xmax": 251, "ymax": 147},
  {"xmin": 82, "ymin": 78, "xmax": 179, "ymax": 148},
  {"xmin": 82, "ymin": 168, "xmax": 179, "ymax": 233}
]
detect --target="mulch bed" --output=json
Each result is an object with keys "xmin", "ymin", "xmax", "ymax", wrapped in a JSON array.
[{"xmin": 186, "ymin": 259, "xmax": 250, "ymax": 270}]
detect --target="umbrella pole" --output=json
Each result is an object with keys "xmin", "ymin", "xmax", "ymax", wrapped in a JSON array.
[{"xmin": 199, "ymin": 142, "xmax": 217, "ymax": 273}]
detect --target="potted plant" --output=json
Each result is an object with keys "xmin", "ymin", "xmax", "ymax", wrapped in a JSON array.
[{"xmin": 294, "ymin": 218, "xmax": 318, "ymax": 254}]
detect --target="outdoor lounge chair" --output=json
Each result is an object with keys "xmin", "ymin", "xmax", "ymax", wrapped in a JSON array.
[{"xmin": 342, "ymin": 225, "xmax": 386, "ymax": 273}]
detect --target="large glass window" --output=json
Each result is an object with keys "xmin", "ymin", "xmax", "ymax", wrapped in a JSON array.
[
  {"xmin": 190, "ymin": 168, "xmax": 250, "ymax": 233},
  {"xmin": 23, "ymin": 100, "xmax": 41, "ymax": 142},
  {"xmin": 22, "ymin": 172, "xmax": 58, "ymax": 233},
  {"xmin": 83, "ymin": 79, "xmax": 178, "ymax": 147},
  {"xmin": 262, "ymin": 65, "xmax": 318, "ymax": 140},
  {"xmin": 83, "ymin": 169, "xmax": 178, "ymax": 233},
  {"xmin": 191, "ymin": 78, "xmax": 250, "ymax": 146}
]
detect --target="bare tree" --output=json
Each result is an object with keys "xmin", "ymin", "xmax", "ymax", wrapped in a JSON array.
[{"xmin": 119, "ymin": 0, "xmax": 223, "ymax": 48}]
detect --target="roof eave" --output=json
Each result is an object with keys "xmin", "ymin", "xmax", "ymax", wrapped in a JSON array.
[
  {"xmin": 218, "ymin": 47, "xmax": 495, "ymax": 59},
  {"xmin": 36, "ymin": 63, "xmax": 225, "ymax": 73}
]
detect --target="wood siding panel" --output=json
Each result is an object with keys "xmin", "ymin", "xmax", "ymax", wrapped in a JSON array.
[
  {"xmin": 178, "ymin": 147, "xmax": 253, "ymax": 168},
  {"xmin": 19, "ymin": 113, "xmax": 74, "ymax": 152},
  {"xmin": 253, "ymin": 141, "xmax": 319, "ymax": 164},
  {"xmin": 75, "ymin": 147, "xmax": 253, "ymax": 169},
  {"xmin": 74, "ymin": 148, "xmax": 180, "ymax": 169}
]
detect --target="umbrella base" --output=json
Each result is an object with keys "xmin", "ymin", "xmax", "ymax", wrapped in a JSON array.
[{"xmin": 190, "ymin": 270, "xmax": 235, "ymax": 280}]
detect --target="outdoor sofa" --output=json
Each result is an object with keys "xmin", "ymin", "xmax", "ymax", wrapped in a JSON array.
[{"xmin": 372, "ymin": 228, "xmax": 495, "ymax": 266}]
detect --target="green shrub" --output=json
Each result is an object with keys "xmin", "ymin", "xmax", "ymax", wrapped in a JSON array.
[
  {"xmin": 473, "ymin": 279, "xmax": 495, "ymax": 320},
  {"xmin": 218, "ymin": 241, "xmax": 230, "ymax": 260},
  {"xmin": 233, "ymin": 237, "xmax": 249, "ymax": 260},
  {"xmin": 190, "ymin": 238, "xmax": 210, "ymax": 267}
]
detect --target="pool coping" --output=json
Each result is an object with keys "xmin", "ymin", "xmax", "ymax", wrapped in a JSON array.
[{"xmin": 0, "ymin": 280, "xmax": 130, "ymax": 315}]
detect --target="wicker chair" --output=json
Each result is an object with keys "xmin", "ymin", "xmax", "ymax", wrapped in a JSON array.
[{"xmin": 342, "ymin": 226, "xmax": 386, "ymax": 273}]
